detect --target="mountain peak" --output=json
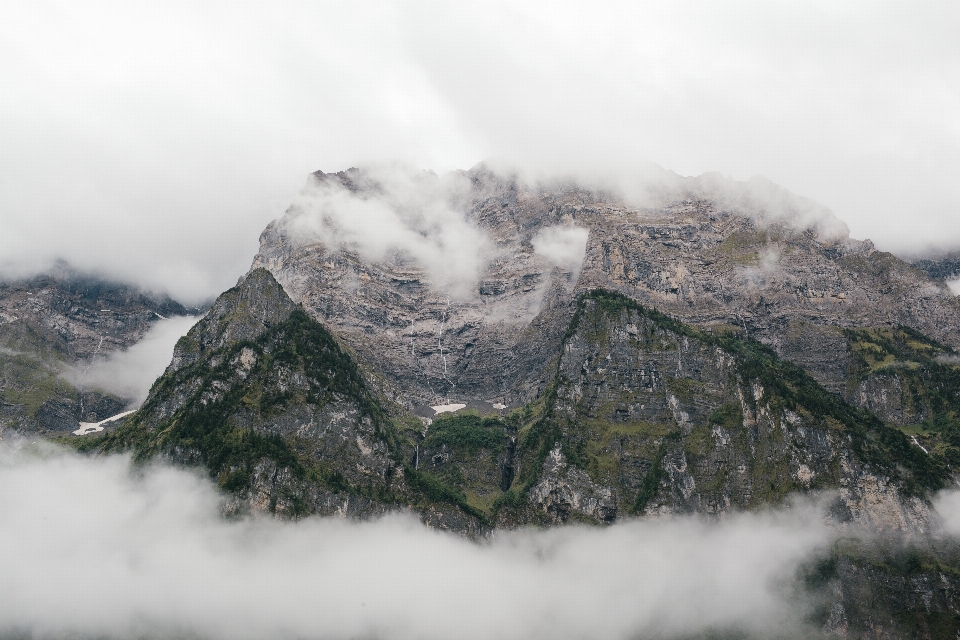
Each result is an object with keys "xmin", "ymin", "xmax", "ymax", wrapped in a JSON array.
[{"xmin": 167, "ymin": 268, "xmax": 297, "ymax": 373}]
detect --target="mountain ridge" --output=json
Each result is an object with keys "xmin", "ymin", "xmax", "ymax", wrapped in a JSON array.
[{"xmin": 15, "ymin": 166, "xmax": 960, "ymax": 638}]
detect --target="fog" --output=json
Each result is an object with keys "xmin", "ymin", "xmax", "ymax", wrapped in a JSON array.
[
  {"xmin": 2, "ymin": 2, "xmax": 959, "ymax": 303},
  {"xmin": 532, "ymin": 226, "xmax": 590, "ymax": 277},
  {"xmin": 0, "ymin": 442, "xmax": 838, "ymax": 640},
  {"xmin": 933, "ymin": 491, "xmax": 960, "ymax": 535},
  {"xmin": 64, "ymin": 315, "xmax": 198, "ymax": 406},
  {"xmin": 286, "ymin": 165, "xmax": 491, "ymax": 300}
]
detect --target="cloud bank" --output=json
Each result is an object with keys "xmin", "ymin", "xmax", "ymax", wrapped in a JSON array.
[
  {"xmin": 2, "ymin": 2, "xmax": 959, "ymax": 303},
  {"xmin": 64, "ymin": 315, "xmax": 198, "ymax": 405},
  {"xmin": 0, "ymin": 443, "xmax": 836, "ymax": 640}
]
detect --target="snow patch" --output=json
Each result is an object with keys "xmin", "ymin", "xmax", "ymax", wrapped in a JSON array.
[
  {"xmin": 431, "ymin": 403, "xmax": 466, "ymax": 415},
  {"xmin": 73, "ymin": 410, "xmax": 136, "ymax": 436}
]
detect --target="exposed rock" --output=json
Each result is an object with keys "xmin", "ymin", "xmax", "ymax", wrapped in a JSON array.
[
  {"xmin": 514, "ymin": 292, "xmax": 943, "ymax": 532},
  {"xmin": 913, "ymin": 252, "xmax": 960, "ymax": 282},
  {"xmin": 67, "ymin": 167, "xmax": 960, "ymax": 638},
  {"xmin": 97, "ymin": 269, "xmax": 412, "ymax": 521},
  {"xmin": 251, "ymin": 166, "xmax": 960, "ymax": 422},
  {"xmin": 0, "ymin": 263, "xmax": 190, "ymax": 434}
]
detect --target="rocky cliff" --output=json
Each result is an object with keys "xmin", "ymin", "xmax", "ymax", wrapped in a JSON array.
[
  {"xmin": 99, "ymin": 273, "xmax": 948, "ymax": 534},
  {"xmin": 251, "ymin": 165, "xmax": 960, "ymax": 429},
  {"xmin": 0, "ymin": 263, "xmax": 189, "ymax": 434}
]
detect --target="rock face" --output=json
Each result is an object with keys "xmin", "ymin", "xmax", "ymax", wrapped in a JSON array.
[
  {"xmin": 913, "ymin": 252, "xmax": 960, "ymax": 282},
  {"xmin": 106, "ymin": 274, "xmax": 946, "ymax": 533},
  {"xmin": 85, "ymin": 166, "xmax": 960, "ymax": 637},
  {"xmin": 0, "ymin": 264, "xmax": 189, "ymax": 434},
  {"xmin": 501, "ymin": 291, "xmax": 941, "ymax": 533},
  {"xmin": 98, "ymin": 269, "xmax": 403, "ymax": 519},
  {"xmin": 252, "ymin": 166, "xmax": 960, "ymax": 426}
]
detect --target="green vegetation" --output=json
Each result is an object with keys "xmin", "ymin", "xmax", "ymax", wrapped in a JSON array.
[
  {"xmin": 717, "ymin": 229, "xmax": 769, "ymax": 254},
  {"xmin": 839, "ymin": 250, "xmax": 924, "ymax": 281},
  {"xmin": 846, "ymin": 327, "xmax": 960, "ymax": 402},
  {"xmin": 632, "ymin": 437, "xmax": 678, "ymax": 514},
  {"xmin": 0, "ymin": 351, "xmax": 76, "ymax": 415},
  {"xmin": 403, "ymin": 465, "xmax": 487, "ymax": 522},
  {"xmin": 99, "ymin": 308, "xmax": 393, "ymax": 503},
  {"xmin": 421, "ymin": 414, "xmax": 509, "ymax": 454},
  {"xmin": 844, "ymin": 326, "xmax": 960, "ymax": 474},
  {"xmin": 564, "ymin": 290, "xmax": 949, "ymax": 495},
  {"xmin": 709, "ymin": 402, "xmax": 744, "ymax": 429}
]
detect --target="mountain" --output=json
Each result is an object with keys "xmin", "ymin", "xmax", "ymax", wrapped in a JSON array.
[
  {"xmin": 0, "ymin": 263, "xmax": 190, "ymax": 435},
  {"xmin": 86, "ymin": 164, "xmax": 960, "ymax": 525},
  {"xmin": 68, "ymin": 165, "xmax": 960, "ymax": 636},
  {"xmin": 253, "ymin": 166, "xmax": 960, "ymax": 427}
]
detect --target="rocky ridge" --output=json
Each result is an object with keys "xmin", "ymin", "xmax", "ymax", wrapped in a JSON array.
[
  {"xmin": 252, "ymin": 166, "xmax": 960, "ymax": 428},
  {"xmin": 0, "ymin": 264, "xmax": 189, "ymax": 434}
]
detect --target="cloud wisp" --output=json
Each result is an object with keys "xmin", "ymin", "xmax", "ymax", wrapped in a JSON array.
[
  {"xmin": 532, "ymin": 226, "xmax": 590, "ymax": 278},
  {"xmin": 64, "ymin": 315, "xmax": 199, "ymax": 406},
  {"xmin": 0, "ymin": 442, "xmax": 837, "ymax": 640},
  {"xmin": 284, "ymin": 164, "xmax": 492, "ymax": 300}
]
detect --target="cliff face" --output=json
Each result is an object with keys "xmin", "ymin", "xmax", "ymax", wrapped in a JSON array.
[
  {"xmin": 494, "ymin": 292, "xmax": 942, "ymax": 533},
  {"xmin": 0, "ymin": 265, "xmax": 189, "ymax": 434},
  {"xmin": 251, "ymin": 166, "xmax": 960, "ymax": 427},
  {"xmin": 97, "ymin": 269, "xmax": 405, "ymax": 520},
  {"xmin": 103, "ymin": 274, "xmax": 946, "ymax": 535}
]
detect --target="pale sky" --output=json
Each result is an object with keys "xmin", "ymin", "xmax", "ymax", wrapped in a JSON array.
[{"xmin": 2, "ymin": 1, "xmax": 958, "ymax": 304}]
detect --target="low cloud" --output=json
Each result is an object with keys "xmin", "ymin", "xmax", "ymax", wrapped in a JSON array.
[
  {"xmin": 0, "ymin": 441, "xmax": 838, "ymax": 640},
  {"xmin": 491, "ymin": 161, "xmax": 851, "ymax": 241},
  {"xmin": 738, "ymin": 246, "xmax": 784, "ymax": 287},
  {"xmin": 64, "ymin": 315, "xmax": 198, "ymax": 405},
  {"xmin": 4, "ymin": 3, "xmax": 960, "ymax": 305},
  {"xmin": 283, "ymin": 164, "xmax": 492, "ymax": 300},
  {"xmin": 947, "ymin": 279, "xmax": 960, "ymax": 296},
  {"xmin": 933, "ymin": 490, "xmax": 960, "ymax": 534},
  {"xmin": 532, "ymin": 226, "xmax": 590, "ymax": 277}
]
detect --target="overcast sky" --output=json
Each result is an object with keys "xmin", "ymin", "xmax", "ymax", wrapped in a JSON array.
[{"xmin": 2, "ymin": 1, "xmax": 958, "ymax": 305}]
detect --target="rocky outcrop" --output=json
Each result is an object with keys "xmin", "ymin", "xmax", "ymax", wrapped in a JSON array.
[
  {"xmin": 165, "ymin": 267, "xmax": 296, "ymax": 373},
  {"xmin": 913, "ymin": 252, "xmax": 960, "ymax": 282},
  {"xmin": 98, "ymin": 269, "xmax": 407, "ymax": 519},
  {"xmin": 804, "ymin": 540, "xmax": 960, "ymax": 639},
  {"xmin": 0, "ymin": 263, "xmax": 190, "ymax": 434},
  {"xmin": 510, "ymin": 291, "xmax": 943, "ymax": 532}
]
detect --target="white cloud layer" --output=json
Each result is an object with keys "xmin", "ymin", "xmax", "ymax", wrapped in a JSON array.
[
  {"xmin": 0, "ymin": 443, "xmax": 838, "ymax": 640},
  {"xmin": 64, "ymin": 315, "xmax": 198, "ymax": 405},
  {"xmin": 2, "ymin": 1, "xmax": 959, "ymax": 303}
]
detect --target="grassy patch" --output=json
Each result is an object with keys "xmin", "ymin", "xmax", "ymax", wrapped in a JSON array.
[
  {"xmin": 718, "ymin": 229, "xmax": 769, "ymax": 255},
  {"xmin": 422, "ymin": 414, "xmax": 509, "ymax": 454}
]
